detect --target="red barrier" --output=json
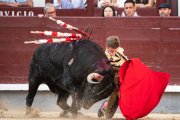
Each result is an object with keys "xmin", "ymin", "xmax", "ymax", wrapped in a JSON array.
[{"xmin": 0, "ymin": 17, "xmax": 180, "ymax": 85}]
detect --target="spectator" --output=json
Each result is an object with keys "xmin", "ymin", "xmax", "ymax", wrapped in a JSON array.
[
  {"xmin": 158, "ymin": 3, "xmax": 171, "ymax": 17},
  {"xmin": 44, "ymin": 3, "xmax": 56, "ymax": 17},
  {"xmin": 135, "ymin": 0, "xmax": 155, "ymax": 8},
  {"xmin": 53, "ymin": 0, "xmax": 61, "ymax": 9},
  {"xmin": 98, "ymin": 0, "xmax": 126, "ymax": 8},
  {"xmin": 53, "ymin": 0, "xmax": 86, "ymax": 9},
  {"xmin": 0, "ymin": 0, "xmax": 33, "ymax": 7},
  {"xmin": 102, "ymin": 6, "xmax": 116, "ymax": 17},
  {"xmin": 121, "ymin": 0, "xmax": 139, "ymax": 17},
  {"xmin": 97, "ymin": 36, "xmax": 128, "ymax": 118}
]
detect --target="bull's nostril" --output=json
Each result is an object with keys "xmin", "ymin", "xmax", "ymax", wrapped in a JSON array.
[{"xmin": 92, "ymin": 79, "xmax": 99, "ymax": 82}]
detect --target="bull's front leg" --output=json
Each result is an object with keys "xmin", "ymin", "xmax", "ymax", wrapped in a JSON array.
[
  {"xmin": 70, "ymin": 91, "xmax": 82, "ymax": 117},
  {"xmin": 56, "ymin": 90, "xmax": 80, "ymax": 118},
  {"xmin": 56, "ymin": 90, "xmax": 71, "ymax": 118},
  {"xmin": 60, "ymin": 67, "xmax": 81, "ymax": 117}
]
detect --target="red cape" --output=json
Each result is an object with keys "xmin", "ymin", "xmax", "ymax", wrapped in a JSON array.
[{"xmin": 118, "ymin": 58, "xmax": 170, "ymax": 120}]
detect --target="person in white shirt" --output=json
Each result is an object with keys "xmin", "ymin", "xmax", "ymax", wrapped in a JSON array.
[
  {"xmin": 0, "ymin": 0, "xmax": 33, "ymax": 7},
  {"xmin": 53, "ymin": 0, "xmax": 61, "ymax": 9},
  {"xmin": 53, "ymin": 0, "xmax": 86, "ymax": 9},
  {"xmin": 98, "ymin": 0, "xmax": 126, "ymax": 8},
  {"xmin": 135, "ymin": 0, "xmax": 155, "ymax": 8},
  {"xmin": 121, "ymin": 0, "xmax": 139, "ymax": 17}
]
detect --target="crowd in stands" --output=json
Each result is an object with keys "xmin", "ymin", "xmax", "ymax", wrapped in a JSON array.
[
  {"xmin": 0, "ymin": 0, "xmax": 33, "ymax": 7},
  {"xmin": 101, "ymin": 0, "xmax": 171, "ymax": 17},
  {"xmin": 52, "ymin": 0, "xmax": 157, "ymax": 9},
  {"xmin": 97, "ymin": 0, "xmax": 156, "ymax": 8},
  {"xmin": 0, "ymin": 0, "xmax": 172, "ymax": 17},
  {"xmin": 0, "ymin": 0, "xmax": 159, "ymax": 8}
]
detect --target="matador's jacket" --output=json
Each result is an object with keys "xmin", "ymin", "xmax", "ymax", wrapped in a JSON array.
[{"xmin": 105, "ymin": 47, "xmax": 128, "ymax": 75}]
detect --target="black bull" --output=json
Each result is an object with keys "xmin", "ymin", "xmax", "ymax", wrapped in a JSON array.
[{"xmin": 26, "ymin": 39, "xmax": 115, "ymax": 116}]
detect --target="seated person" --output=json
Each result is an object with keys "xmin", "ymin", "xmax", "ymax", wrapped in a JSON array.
[
  {"xmin": 102, "ymin": 6, "xmax": 117, "ymax": 17},
  {"xmin": 98, "ymin": 0, "xmax": 126, "ymax": 8},
  {"xmin": 44, "ymin": 3, "xmax": 56, "ymax": 17},
  {"xmin": 135, "ymin": 0, "xmax": 156, "ymax": 8},
  {"xmin": 158, "ymin": 3, "xmax": 171, "ymax": 17},
  {"xmin": 38, "ymin": 3, "xmax": 56, "ymax": 18},
  {"xmin": 0, "ymin": 0, "xmax": 33, "ymax": 7},
  {"xmin": 121, "ymin": 0, "xmax": 139, "ymax": 17},
  {"xmin": 53, "ymin": 0, "xmax": 86, "ymax": 9}
]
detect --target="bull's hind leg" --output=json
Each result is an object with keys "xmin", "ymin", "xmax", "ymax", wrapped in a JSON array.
[
  {"xmin": 26, "ymin": 78, "xmax": 41, "ymax": 116},
  {"xmin": 56, "ymin": 90, "xmax": 71, "ymax": 117}
]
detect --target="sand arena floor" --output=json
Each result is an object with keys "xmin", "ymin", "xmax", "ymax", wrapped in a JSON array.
[
  {"xmin": 1, "ymin": 110, "xmax": 180, "ymax": 120},
  {"xmin": 1, "ymin": 102, "xmax": 180, "ymax": 120}
]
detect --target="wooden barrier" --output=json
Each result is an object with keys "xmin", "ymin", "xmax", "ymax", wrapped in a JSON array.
[{"xmin": 0, "ymin": 17, "xmax": 180, "ymax": 85}]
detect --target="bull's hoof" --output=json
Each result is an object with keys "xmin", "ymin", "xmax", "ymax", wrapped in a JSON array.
[
  {"xmin": 0, "ymin": 111, "xmax": 5, "ymax": 118},
  {"xmin": 97, "ymin": 108, "xmax": 104, "ymax": 118},
  {"xmin": 25, "ymin": 108, "xmax": 40, "ymax": 118},
  {"xmin": 72, "ymin": 113, "xmax": 78, "ymax": 118},
  {"xmin": 59, "ymin": 110, "xmax": 69, "ymax": 118}
]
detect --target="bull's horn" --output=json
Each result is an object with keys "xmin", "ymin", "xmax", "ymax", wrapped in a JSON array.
[{"xmin": 87, "ymin": 73, "xmax": 104, "ymax": 84}]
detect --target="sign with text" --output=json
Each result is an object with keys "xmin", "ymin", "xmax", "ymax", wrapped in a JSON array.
[{"xmin": 0, "ymin": 7, "xmax": 43, "ymax": 16}]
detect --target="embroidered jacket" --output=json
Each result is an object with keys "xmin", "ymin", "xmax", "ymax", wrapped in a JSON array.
[{"xmin": 105, "ymin": 47, "xmax": 128, "ymax": 72}]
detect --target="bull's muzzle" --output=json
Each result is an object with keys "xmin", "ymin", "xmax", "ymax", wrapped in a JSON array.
[{"xmin": 87, "ymin": 73, "xmax": 104, "ymax": 84}]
